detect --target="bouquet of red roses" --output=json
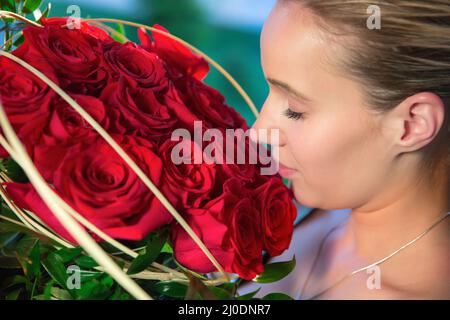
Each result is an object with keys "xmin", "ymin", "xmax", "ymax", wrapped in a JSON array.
[{"xmin": 0, "ymin": 9, "xmax": 297, "ymax": 300}]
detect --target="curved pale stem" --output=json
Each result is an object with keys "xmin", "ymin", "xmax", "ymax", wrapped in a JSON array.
[
  {"xmin": 0, "ymin": 12, "xmax": 259, "ymax": 286},
  {"xmin": 83, "ymin": 17, "xmax": 260, "ymax": 118},
  {"xmin": 0, "ymin": 10, "xmax": 43, "ymax": 28},
  {"xmin": 88, "ymin": 21, "xmax": 130, "ymax": 43},
  {"xmin": 0, "ymin": 101, "xmax": 153, "ymax": 300},
  {"xmin": 0, "ymin": 50, "xmax": 230, "ymax": 282}
]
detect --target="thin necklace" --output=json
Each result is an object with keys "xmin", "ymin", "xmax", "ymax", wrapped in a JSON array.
[{"xmin": 299, "ymin": 211, "xmax": 450, "ymax": 300}]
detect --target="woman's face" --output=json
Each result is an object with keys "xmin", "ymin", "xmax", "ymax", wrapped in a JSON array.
[{"xmin": 254, "ymin": 1, "xmax": 391, "ymax": 210}]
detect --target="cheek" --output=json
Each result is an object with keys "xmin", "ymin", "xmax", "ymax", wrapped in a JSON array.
[
  {"xmin": 287, "ymin": 116, "xmax": 385, "ymax": 208},
  {"xmin": 289, "ymin": 123, "xmax": 350, "ymax": 183}
]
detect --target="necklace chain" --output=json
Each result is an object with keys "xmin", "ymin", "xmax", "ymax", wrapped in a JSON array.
[{"xmin": 299, "ymin": 211, "xmax": 450, "ymax": 300}]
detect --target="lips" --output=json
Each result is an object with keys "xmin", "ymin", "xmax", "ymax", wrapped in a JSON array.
[{"xmin": 277, "ymin": 162, "xmax": 297, "ymax": 178}]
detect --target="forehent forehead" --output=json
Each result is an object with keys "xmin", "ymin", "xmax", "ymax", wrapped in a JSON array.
[{"xmin": 261, "ymin": 3, "xmax": 332, "ymax": 79}]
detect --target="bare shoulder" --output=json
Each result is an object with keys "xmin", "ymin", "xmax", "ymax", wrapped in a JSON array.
[{"xmin": 380, "ymin": 218, "xmax": 450, "ymax": 300}]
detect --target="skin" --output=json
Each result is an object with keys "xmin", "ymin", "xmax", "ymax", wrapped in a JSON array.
[{"xmin": 240, "ymin": 0, "xmax": 450, "ymax": 299}]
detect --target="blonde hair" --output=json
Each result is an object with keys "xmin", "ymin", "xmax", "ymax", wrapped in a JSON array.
[{"xmin": 284, "ymin": 0, "xmax": 450, "ymax": 182}]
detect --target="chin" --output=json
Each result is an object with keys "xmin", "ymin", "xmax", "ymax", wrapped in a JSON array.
[
  {"xmin": 291, "ymin": 182, "xmax": 339, "ymax": 210},
  {"xmin": 291, "ymin": 182, "xmax": 315, "ymax": 207}
]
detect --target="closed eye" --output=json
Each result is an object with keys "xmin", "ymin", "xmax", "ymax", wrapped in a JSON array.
[{"xmin": 283, "ymin": 108, "xmax": 305, "ymax": 120}]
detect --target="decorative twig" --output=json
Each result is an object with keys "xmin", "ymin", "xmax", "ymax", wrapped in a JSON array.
[
  {"xmin": 0, "ymin": 100, "xmax": 153, "ymax": 300},
  {"xmin": 83, "ymin": 17, "xmax": 259, "ymax": 118},
  {"xmin": 88, "ymin": 21, "xmax": 130, "ymax": 43},
  {"xmin": 0, "ymin": 11, "xmax": 260, "ymax": 287},
  {"xmin": 0, "ymin": 10, "xmax": 43, "ymax": 28},
  {"xmin": 0, "ymin": 50, "xmax": 230, "ymax": 283}
]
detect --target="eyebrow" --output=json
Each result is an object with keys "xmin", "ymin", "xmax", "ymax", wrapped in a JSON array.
[{"xmin": 267, "ymin": 77, "xmax": 312, "ymax": 103}]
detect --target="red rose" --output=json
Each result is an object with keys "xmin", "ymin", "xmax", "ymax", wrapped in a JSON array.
[
  {"xmin": 14, "ymin": 18, "xmax": 111, "ymax": 95},
  {"xmin": 4, "ymin": 182, "xmax": 79, "ymax": 243},
  {"xmin": 170, "ymin": 178, "xmax": 265, "ymax": 280},
  {"xmin": 253, "ymin": 176, "xmax": 298, "ymax": 257},
  {"xmin": 170, "ymin": 197, "xmax": 233, "ymax": 274},
  {"xmin": 100, "ymin": 78, "xmax": 178, "ymax": 142},
  {"xmin": 159, "ymin": 139, "xmax": 216, "ymax": 209},
  {"xmin": 161, "ymin": 82, "xmax": 204, "ymax": 132},
  {"xmin": 5, "ymin": 136, "xmax": 173, "ymax": 242},
  {"xmin": 172, "ymin": 77, "xmax": 248, "ymax": 130},
  {"xmin": 103, "ymin": 42, "xmax": 168, "ymax": 90},
  {"xmin": 0, "ymin": 57, "xmax": 56, "ymax": 157},
  {"xmin": 219, "ymin": 179, "xmax": 264, "ymax": 280},
  {"xmin": 212, "ymin": 132, "xmax": 259, "ymax": 184},
  {"xmin": 0, "ymin": 58, "xmax": 55, "ymax": 128},
  {"xmin": 18, "ymin": 95, "xmax": 108, "ymax": 181},
  {"xmin": 40, "ymin": 18, "xmax": 112, "ymax": 41},
  {"xmin": 138, "ymin": 24, "xmax": 209, "ymax": 81},
  {"xmin": 0, "ymin": 20, "xmax": 298, "ymax": 281}
]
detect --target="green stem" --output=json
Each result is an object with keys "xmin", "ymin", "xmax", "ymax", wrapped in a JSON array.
[
  {"xmin": 30, "ymin": 277, "xmax": 38, "ymax": 299},
  {"xmin": 4, "ymin": 28, "xmax": 11, "ymax": 51}
]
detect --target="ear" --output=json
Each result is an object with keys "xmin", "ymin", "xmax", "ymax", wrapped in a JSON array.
[{"xmin": 387, "ymin": 92, "xmax": 446, "ymax": 154}]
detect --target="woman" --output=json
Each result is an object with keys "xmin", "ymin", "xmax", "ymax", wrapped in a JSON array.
[{"xmin": 238, "ymin": 0, "xmax": 449, "ymax": 299}]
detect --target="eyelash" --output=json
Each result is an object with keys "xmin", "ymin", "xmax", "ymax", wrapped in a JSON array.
[{"xmin": 283, "ymin": 108, "xmax": 305, "ymax": 120}]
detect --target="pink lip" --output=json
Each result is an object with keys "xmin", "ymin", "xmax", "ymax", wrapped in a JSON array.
[{"xmin": 278, "ymin": 162, "xmax": 297, "ymax": 178}]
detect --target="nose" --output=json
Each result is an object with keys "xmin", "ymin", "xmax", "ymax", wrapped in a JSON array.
[{"xmin": 250, "ymin": 96, "xmax": 286, "ymax": 147}]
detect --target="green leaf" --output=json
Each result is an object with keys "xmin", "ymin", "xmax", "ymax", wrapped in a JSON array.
[
  {"xmin": 116, "ymin": 23, "xmax": 126, "ymax": 36},
  {"xmin": 207, "ymin": 286, "xmax": 233, "ymax": 300},
  {"xmin": 22, "ymin": 0, "xmax": 42, "ymax": 14},
  {"xmin": 100, "ymin": 275, "xmax": 114, "ymax": 288},
  {"xmin": 127, "ymin": 230, "xmax": 167, "ymax": 275},
  {"xmin": 252, "ymin": 255, "xmax": 296, "ymax": 284},
  {"xmin": 0, "ymin": 275, "xmax": 27, "ymax": 291},
  {"xmin": 5, "ymin": 288, "xmax": 21, "ymax": 300},
  {"xmin": 24, "ymin": 239, "xmax": 41, "ymax": 279},
  {"xmin": 41, "ymin": 2, "xmax": 51, "ymax": 18},
  {"xmin": 184, "ymin": 273, "xmax": 217, "ymax": 300},
  {"xmin": 79, "ymin": 270, "xmax": 103, "ymax": 282},
  {"xmin": 42, "ymin": 280, "xmax": 55, "ymax": 300},
  {"xmin": 3, "ymin": 235, "xmax": 40, "ymax": 269},
  {"xmin": 173, "ymin": 259, "xmax": 208, "ymax": 280},
  {"xmin": 262, "ymin": 292, "xmax": 294, "ymax": 300},
  {"xmin": 237, "ymin": 287, "xmax": 261, "ymax": 300},
  {"xmin": 12, "ymin": 33, "xmax": 24, "ymax": 47},
  {"xmin": 42, "ymin": 252, "xmax": 69, "ymax": 290},
  {"xmin": 0, "ymin": 158, "xmax": 6, "ymax": 170},
  {"xmin": 161, "ymin": 242, "xmax": 173, "ymax": 254},
  {"xmin": 152, "ymin": 281, "xmax": 188, "ymax": 298},
  {"xmin": 0, "ymin": 0, "xmax": 15, "ymax": 12},
  {"xmin": 55, "ymin": 247, "xmax": 83, "ymax": 263},
  {"xmin": 109, "ymin": 286, "xmax": 130, "ymax": 300},
  {"xmin": 50, "ymin": 287, "xmax": 72, "ymax": 300},
  {"xmin": 0, "ymin": 231, "xmax": 21, "ymax": 249},
  {"xmin": 74, "ymin": 281, "xmax": 98, "ymax": 300},
  {"xmin": 111, "ymin": 23, "xmax": 127, "ymax": 43},
  {"xmin": 0, "ymin": 218, "xmax": 51, "ymax": 242},
  {"xmin": 3, "ymin": 158, "xmax": 28, "ymax": 182},
  {"xmin": 218, "ymin": 282, "xmax": 236, "ymax": 294},
  {"xmin": 74, "ymin": 279, "xmax": 112, "ymax": 300},
  {"xmin": 74, "ymin": 255, "xmax": 98, "ymax": 269},
  {"xmin": 37, "ymin": 2, "xmax": 51, "ymax": 22}
]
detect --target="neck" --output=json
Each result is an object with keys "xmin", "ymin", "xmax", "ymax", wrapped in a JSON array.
[{"xmin": 342, "ymin": 167, "xmax": 449, "ymax": 260}]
